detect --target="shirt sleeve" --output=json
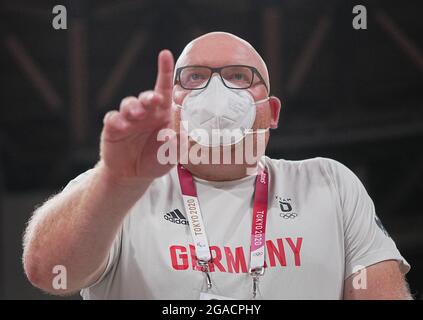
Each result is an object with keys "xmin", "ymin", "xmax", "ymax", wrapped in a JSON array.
[
  {"xmin": 83, "ymin": 225, "xmax": 123, "ymax": 289},
  {"xmin": 61, "ymin": 170, "xmax": 123, "ymax": 289},
  {"xmin": 325, "ymin": 159, "xmax": 411, "ymax": 279},
  {"xmin": 61, "ymin": 169, "xmax": 94, "ymax": 192}
]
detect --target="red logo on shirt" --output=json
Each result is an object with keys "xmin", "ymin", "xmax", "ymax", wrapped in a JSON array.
[{"xmin": 169, "ymin": 237, "xmax": 303, "ymax": 273}]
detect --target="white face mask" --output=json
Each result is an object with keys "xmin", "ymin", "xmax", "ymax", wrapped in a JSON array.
[{"xmin": 178, "ymin": 76, "xmax": 269, "ymax": 147}]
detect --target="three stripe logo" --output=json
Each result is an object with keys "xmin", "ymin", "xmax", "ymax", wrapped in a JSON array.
[{"xmin": 164, "ymin": 209, "xmax": 188, "ymax": 225}]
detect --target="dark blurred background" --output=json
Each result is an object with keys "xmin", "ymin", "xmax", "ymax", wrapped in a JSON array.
[{"xmin": 0, "ymin": 0, "xmax": 422, "ymax": 299}]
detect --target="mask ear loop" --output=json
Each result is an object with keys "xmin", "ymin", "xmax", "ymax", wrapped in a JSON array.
[
  {"xmin": 243, "ymin": 96, "xmax": 271, "ymax": 135},
  {"xmin": 173, "ymin": 102, "xmax": 184, "ymax": 110},
  {"xmin": 253, "ymin": 96, "xmax": 270, "ymax": 105},
  {"xmin": 244, "ymin": 128, "xmax": 270, "ymax": 135}
]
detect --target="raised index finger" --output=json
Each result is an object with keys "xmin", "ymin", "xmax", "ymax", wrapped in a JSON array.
[{"xmin": 154, "ymin": 49, "xmax": 174, "ymax": 102}]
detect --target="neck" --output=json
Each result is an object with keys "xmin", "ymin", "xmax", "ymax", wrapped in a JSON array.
[{"xmin": 183, "ymin": 163, "xmax": 258, "ymax": 181}]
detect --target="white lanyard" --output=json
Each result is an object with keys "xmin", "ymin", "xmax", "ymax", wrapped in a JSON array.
[{"xmin": 177, "ymin": 164, "xmax": 269, "ymax": 299}]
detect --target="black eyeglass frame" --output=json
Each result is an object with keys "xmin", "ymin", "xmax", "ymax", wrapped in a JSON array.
[{"xmin": 174, "ymin": 64, "xmax": 269, "ymax": 92}]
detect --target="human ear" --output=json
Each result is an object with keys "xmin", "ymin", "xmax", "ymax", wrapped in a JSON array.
[{"xmin": 268, "ymin": 96, "xmax": 281, "ymax": 129}]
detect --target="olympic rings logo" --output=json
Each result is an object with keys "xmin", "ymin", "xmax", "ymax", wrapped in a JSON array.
[{"xmin": 280, "ymin": 212, "xmax": 298, "ymax": 219}]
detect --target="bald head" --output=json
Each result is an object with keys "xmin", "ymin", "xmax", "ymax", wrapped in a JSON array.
[{"xmin": 175, "ymin": 32, "xmax": 270, "ymax": 92}]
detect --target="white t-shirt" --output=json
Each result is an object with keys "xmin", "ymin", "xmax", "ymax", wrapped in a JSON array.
[{"xmin": 64, "ymin": 157, "xmax": 409, "ymax": 299}]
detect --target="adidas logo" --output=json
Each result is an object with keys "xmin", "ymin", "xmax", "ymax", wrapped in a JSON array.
[{"xmin": 164, "ymin": 209, "xmax": 188, "ymax": 225}]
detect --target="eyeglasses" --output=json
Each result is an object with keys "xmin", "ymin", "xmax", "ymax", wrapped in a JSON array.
[{"xmin": 174, "ymin": 65, "xmax": 268, "ymax": 92}]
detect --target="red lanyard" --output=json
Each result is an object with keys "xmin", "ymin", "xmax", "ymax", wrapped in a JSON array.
[{"xmin": 177, "ymin": 164, "xmax": 269, "ymax": 298}]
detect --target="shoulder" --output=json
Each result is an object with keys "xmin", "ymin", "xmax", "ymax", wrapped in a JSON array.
[
  {"xmin": 264, "ymin": 156, "xmax": 361, "ymax": 193},
  {"xmin": 265, "ymin": 156, "xmax": 350, "ymax": 177}
]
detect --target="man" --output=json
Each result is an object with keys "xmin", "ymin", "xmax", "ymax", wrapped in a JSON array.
[{"xmin": 23, "ymin": 32, "xmax": 411, "ymax": 299}]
